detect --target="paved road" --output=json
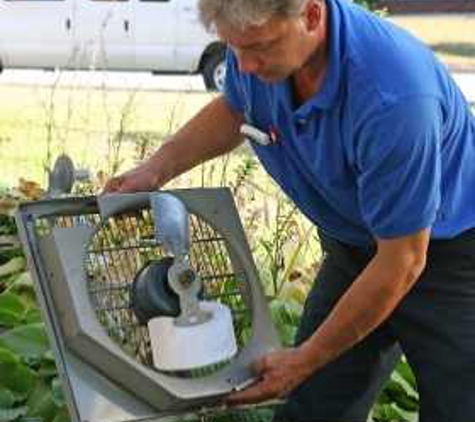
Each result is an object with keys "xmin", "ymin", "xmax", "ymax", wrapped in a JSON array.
[
  {"xmin": 0, "ymin": 69, "xmax": 473, "ymax": 103},
  {"xmin": 0, "ymin": 69, "xmax": 207, "ymax": 92}
]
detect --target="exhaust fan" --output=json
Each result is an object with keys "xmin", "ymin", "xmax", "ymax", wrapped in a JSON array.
[{"xmin": 16, "ymin": 189, "xmax": 281, "ymax": 422}]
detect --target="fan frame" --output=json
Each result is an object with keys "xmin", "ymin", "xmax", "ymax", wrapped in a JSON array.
[{"xmin": 16, "ymin": 188, "xmax": 280, "ymax": 422}]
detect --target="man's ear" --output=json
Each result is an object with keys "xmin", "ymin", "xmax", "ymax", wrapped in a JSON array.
[{"xmin": 303, "ymin": 0, "xmax": 323, "ymax": 32}]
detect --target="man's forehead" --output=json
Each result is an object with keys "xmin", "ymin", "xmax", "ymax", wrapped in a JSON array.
[{"xmin": 216, "ymin": 17, "xmax": 286, "ymax": 45}]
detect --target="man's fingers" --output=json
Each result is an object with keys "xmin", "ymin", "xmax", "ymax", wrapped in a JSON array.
[
  {"xmin": 252, "ymin": 355, "xmax": 270, "ymax": 375},
  {"xmin": 225, "ymin": 380, "xmax": 274, "ymax": 406},
  {"xmin": 102, "ymin": 177, "xmax": 123, "ymax": 194},
  {"xmin": 103, "ymin": 175, "xmax": 136, "ymax": 194}
]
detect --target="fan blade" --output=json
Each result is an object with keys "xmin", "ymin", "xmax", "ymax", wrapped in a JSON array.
[
  {"xmin": 150, "ymin": 193, "xmax": 190, "ymax": 257},
  {"xmin": 48, "ymin": 154, "xmax": 75, "ymax": 196}
]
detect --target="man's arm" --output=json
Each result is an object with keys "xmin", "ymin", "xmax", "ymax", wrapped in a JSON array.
[
  {"xmin": 104, "ymin": 96, "xmax": 244, "ymax": 193},
  {"xmin": 300, "ymin": 228, "xmax": 429, "ymax": 370},
  {"xmin": 226, "ymin": 228, "xmax": 430, "ymax": 404}
]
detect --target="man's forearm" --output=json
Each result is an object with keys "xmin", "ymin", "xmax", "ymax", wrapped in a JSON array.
[
  {"xmin": 298, "ymin": 231, "xmax": 429, "ymax": 376},
  {"xmin": 147, "ymin": 95, "xmax": 244, "ymax": 187}
]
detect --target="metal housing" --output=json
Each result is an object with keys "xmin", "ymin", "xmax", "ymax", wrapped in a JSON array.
[{"xmin": 16, "ymin": 188, "xmax": 280, "ymax": 422}]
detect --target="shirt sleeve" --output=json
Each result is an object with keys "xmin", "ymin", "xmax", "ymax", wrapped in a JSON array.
[
  {"xmin": 223, "ymin": 49, "xmax": 246, "ymax": 114},
  {"xmin": 356, "ymin": 97, "xmax": 443, "ymax": 239}
]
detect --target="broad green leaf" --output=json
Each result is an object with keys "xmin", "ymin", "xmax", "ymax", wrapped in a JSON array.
[
  {"xmin": 0, "ymin": 310, "xmax": 22, "ymax": 328},
  {"xmin": 37, "ymin": 359, "xmax": 58, "ymax": 379},
  {"xmin": 0, "ymin": 247, "xmax": 23, "ymax": 265},
  {"xmin": 23, "ymin": 309, "xmax": 43, "ymax": 325},
  {"xmin": 0, "ymin": 406, "xmax": 28, "ymax": 422},
  {"xmin": 8, "ymin": 273, "xmax": 32, "ymax": 290},
  {"xmin": 26, "ymin": 379, "xmax": 59, "ymax": 422},
  {"xmin": 0, "ymin": 294, "xmax": 24, "ymax": 316},
  {"xmin": 0, "ymin": 346, "xmax": 19, "ymax": 364},
  {"xmin": 377, "ymin": 389, "xmax": 392, "ymax": 406},
  {"xmin": 18, "ymin": 417, "xmax": 43, "ymax": 422},
  {"xmin": 8, "ymin": 273, "xmax": 36, "ymax": 308},
  {"xmin": 0, "ymin": 235, "xmax": 18, "ymax": 249},
  {"xmin": 0, "ymin": 258, "xmax": 25, "ymax": 279},
  {"xmin": 396, "ymin": 359, "xmax": 417, "ymax": 391},
  {"xmin": 0, "ymin": 348, "xmax": 36, "ymax": 398},
  {"xmin": 50, "ymin": 380, "xmax": 64, "ymax": 408},
  {"xmin": 0, "ymin": 389, "xmax": 15, "ymax": 408},
  {"xmin": 42, "ymin": 351, "xmax": 55, "ymax": 362},
  {"xmin": 51, "ymin": 407, "xmax": 70, "ymax": 422},
  {"xmin": 0, "ymin": 275, "xmax": 20, "ymax": 293},
  {"xmin": 391, "ymin": 369, "xmax": 418, "ymax": 399},
  {"xmin": 372, "ymin": 403, "xmax": 407, "ymax": 422},
  {"xmin": 0, "ymin": 293, "xmax": 26, "ymax": 327},
  {"xmin": 382, "ymin": 380, "xmax": 418, "ymax": 412},
  {"xmin": 393, "ymin": 407, "xmax": 418, "ymax": 422},
  {"xmin": 0, "ymin": 213, "xmax": 17, "ymax": 230},
  {"xmin": 0, "ymin": 323, "xmax": 49, "ymax": 362}
]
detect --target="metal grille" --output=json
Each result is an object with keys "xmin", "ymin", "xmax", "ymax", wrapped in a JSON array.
[{"xmin": 35, "ymin": 208, "xmax": 253, "ymax": 373}]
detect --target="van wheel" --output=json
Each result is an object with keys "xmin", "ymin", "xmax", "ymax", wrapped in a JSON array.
[{"xmin": 202, "ymin": 50, "xmax": 226, "ymax": 92}]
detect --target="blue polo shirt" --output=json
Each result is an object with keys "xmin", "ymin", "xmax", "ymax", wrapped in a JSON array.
[{"xmin": 224, "ymin": 0, "xmax": 475, "ymax": 246}]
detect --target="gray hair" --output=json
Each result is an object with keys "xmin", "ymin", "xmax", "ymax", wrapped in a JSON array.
[{"xmin": 198, "ymin": 0, "xmax": 311, "ymax": 31}]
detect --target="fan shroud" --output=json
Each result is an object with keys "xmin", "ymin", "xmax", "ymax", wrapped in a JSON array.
[{"xmin": 17, "ymin": 188, "xmax": 280, "ymax": 421}]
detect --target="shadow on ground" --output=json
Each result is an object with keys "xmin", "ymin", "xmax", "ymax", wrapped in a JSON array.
[{"xmin": 431, "ymin": 42, "xmax": 475, "ymax": 58}]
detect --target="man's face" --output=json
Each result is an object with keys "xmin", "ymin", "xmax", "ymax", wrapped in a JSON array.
[{"xmin": 217, "ymin": 13, "xmax": 314, "ymax": 83}]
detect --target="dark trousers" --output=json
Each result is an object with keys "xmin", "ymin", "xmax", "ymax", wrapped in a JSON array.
[{"xmin": 275, "ymin": 228, "xmax": 475, "ymax": 422}]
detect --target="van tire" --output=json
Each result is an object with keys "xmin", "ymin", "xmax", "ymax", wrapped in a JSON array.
[{"xmin": 202, "ymin": 49, "xmax": 226, "ymax": 92}]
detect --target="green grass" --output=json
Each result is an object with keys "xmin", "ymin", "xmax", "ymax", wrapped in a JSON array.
[{"xmin": 0, "ymin": 84, "xmax": 213, "ymax": 188}]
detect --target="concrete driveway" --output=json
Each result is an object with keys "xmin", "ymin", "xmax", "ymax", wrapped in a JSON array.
[{"xmin": 0, "ymin": 69, "xmax": 207, "ymax": 92}]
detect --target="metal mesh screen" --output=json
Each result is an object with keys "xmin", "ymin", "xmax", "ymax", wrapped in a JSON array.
[{"xmin": 34, "ymin": 208, "xmax": 254, "ymax": 374}]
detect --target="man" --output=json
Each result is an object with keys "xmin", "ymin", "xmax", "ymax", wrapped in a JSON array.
[{"xmin": 104, "ymin": 0, "xmax": 475, "ymax": 421}]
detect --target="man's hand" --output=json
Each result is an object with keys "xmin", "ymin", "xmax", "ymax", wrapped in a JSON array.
[
  {"xmin": 103, "ymin": 161, "xmax": 161, "ymax": 194},
  {"xmin": 226, "ymin": 348, "xmax": 313, "ymax": 406}
]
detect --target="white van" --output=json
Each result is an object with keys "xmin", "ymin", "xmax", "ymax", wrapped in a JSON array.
[{"xmin": 0, "ymin": 0, "xmax": 226, "ymax": 90}]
